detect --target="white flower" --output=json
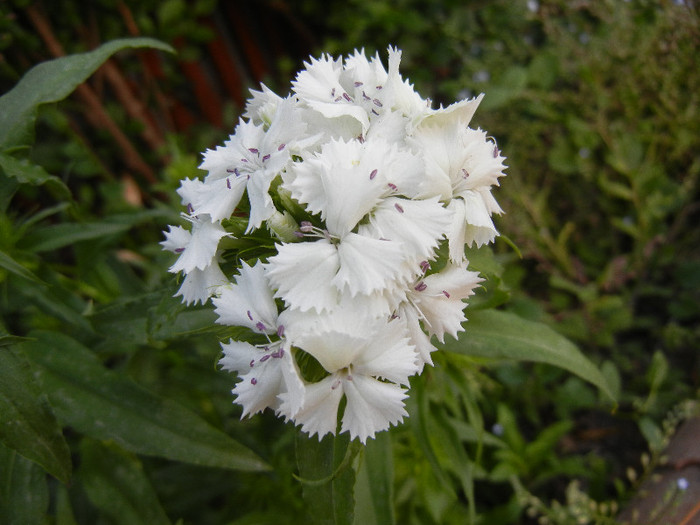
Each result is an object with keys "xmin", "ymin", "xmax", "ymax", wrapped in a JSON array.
[
  {"xmin": 213, "ymin": 260, "xmax": 279, "ymax": 334},
  {"xmin": 292, "ymin": 53, "xmax": 369, "ymax": 135},
  {"xmin": 164, "ymin": 217, "xmax": 228, "ymax": 274},
  {"xmin": 398, "ymin": 261, "xmax": 483, "ymax": 368},
  {"xmin": 175, "ymin": 263, "xmax": 228, "ymax": 305},
  {"xmin": 284, "ymin": 136, "xmax": 420, "ymax": 236},
  {"xmin": 358, "ymin": 196, "xmax": 451, "ymax": 262},
  {"xmin": 220, "ymin": 339, "xmax": 305, "ymax": 419},
  {"xmin": 160, "ymin": 222, "xmax": 229, "ymax": 304},
  {"xmin": 243, "ymin": 83, "xmax": 284, "ymax": 125},
  {"xmin": 290, "ymin": 316, "xmax": 418, "ymax": 444},
  {"xmin": 162, "ymin": 45, "xmax": 508, "ymax": 443},
  {"xmin": 265, "ymin": 233, "xmax": 407, "ymax": 313},
  {"xmin": 196, "ymin": 98, "xmax": 312, "ymax": 230}
]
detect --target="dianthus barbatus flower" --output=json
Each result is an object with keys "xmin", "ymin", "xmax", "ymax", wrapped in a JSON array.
[
  {"xmin": 161, "ymin": 45, "xmax": 507, "ymax": 443},
  {"xmin": 287, "ymin": 314, "xmax": 418, "ymax": 444}
]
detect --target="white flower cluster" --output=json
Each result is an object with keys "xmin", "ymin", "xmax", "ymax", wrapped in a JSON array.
[{"xmin": 162, "ymin": 47, "xmax": 506, "ymax": 444}]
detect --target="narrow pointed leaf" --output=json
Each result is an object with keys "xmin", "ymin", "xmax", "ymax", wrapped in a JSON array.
[
  {"xmin": 0, "ymin": 249, "xmax": 44, "ymax": 284},
  {"xmin": 80, "ymin": 439, "xmax": 171, "ymax": 525},
  {"xmin": 21, "ymin": 331, "xmax": 270, "ymax": 472},
  {"xmin": 353, "ymin": 431, "xmax": 395, "ymax": 525},
  {"xmin": 0, "ymin": 37, "xmax": 174, "ymax": 150},
  {"xmin": 0, "ymin": 153, "xmax": 70, "ymax": 198},
  {"xmin": 0, "ymin": 346, "xmax": 72, "ymax": 484},
  {"xmin": 20, "ymin": 222, "xmax": 132, "ymax": 253},
  {"xmin": 442, "ymin": 309, "xmax": 616, "ymax": 402},
  {"xmin": 0, "ymin": 442, "xmax": 49, "ymax": 525}
]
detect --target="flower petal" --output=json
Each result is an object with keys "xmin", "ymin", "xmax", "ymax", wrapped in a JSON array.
[
  {"xmin": 169, "ymin": 217, "xmax": 227, "ymax": 273},
  {"xmin": 333, "ymin": 233, "xmax": 407, "ymax": 296},
  {"xmin": 175, "ymin": 261, "xmax": 228, "ymax": 305},
  {"xmin": 213, "ymin": 260, "xmax": 278, "ymax": 333},
  {"xmin": 352, "ymin": 319, "xmax": 418, "ymax": 385},
  {"xmin": 294, "ymin": 376, "xmax": 344, "ymax": 441},
  {"xmin": 265, "ymin": 239, "xmax": 340, "ymax": 313},
  {"xmin": 341, "ymin": 374, "xmax": 408, "ymax": 444},
  {"xmin": 360, "ymin": 196, "xmax": 450, "ymax": 262},
  {"xmin": 412, "ymin": 261, "xmax": 483, "ymax": 342}
]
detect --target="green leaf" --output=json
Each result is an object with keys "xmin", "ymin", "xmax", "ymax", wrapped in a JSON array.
[
  {"xmin": 353, "ymin": 432, "xmax": 395, "ymax": 525},
  {"xmin": 0, "ymin": 332, "xmax": 34, "ymax": 347},
  {"xmin": 0, "ymin": 249, "xmax": 44, "ymax": 284},
  {"xmin": 14, "ymin": 278, "xmax": 95, "ymax": 334},
  {"xmin": 442, "ymin": 310, "xmax": 616, "ymax": 403},
  {"xmin": 20, "ymin": 330, "xmax": 270, "ymax": 472},
  {"xmin": 0, "ymin": 442, "xmax": 50, "ymax": 525},
  {"xmin": 20, "ymin": 222, "xmax": 132, "ymax": 253},
  {"xmin": 54, "ymin": 483, "xmax": 79, "ymax": 525},
  {"xmin": 296, "ymin": 432, "xmax": 358, "ymax": 525},
  {"xmin": 0, "ymin": 153, "xmax": 71, "ymax": 198},
  {"xmin": 0, "ymin": 346, "xmax": 72, "ymax": 484},
  {"xmin": 0, "ymin": 37, "xmax": 174, "ymax": 151},
  {"xmin": 79, "ymin": 439, "xmax": 172, "ymax": 525}
]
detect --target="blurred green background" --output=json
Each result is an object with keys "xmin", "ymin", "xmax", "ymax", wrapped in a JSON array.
[{"xmin": 1, "ymin": 1, "xmax": 698, "ymax": 523}]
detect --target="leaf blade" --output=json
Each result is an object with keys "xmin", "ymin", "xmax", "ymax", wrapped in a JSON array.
[
  {"xmin": 79, "ymin": 439, "xmax": 172, "ymax": 525},
  {"xmin": 21, "ymin": 331, "xmax": 270, "ymax": 472},
  {"xmin": 0, "ymin": 346, "xmax": 72, "ymax": 484},
  {"xmin": 442, "ymin": 310, "xmax": 616, "ymax": 402},
  {"xmin": 0, "ymin": 37, "xmax": 174, "ymax": 150}
]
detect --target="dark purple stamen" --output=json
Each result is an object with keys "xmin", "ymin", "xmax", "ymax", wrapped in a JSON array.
[
  {"xmin": 343, "ymin": 93, "xmax": 352, "ymax": 102},
  {"xmin": 354, "ymin": 81, "xmax": 363, "ymax": 87},
  {"xmin": 394, "ymin": 203, "xmax": 404, "ymax": 213},
  {"xmin": 187, "ymin": 203, "xmax": 194, "ymax": 214},
  {"xmin": 226, "ymin": 168, "xmax": 236, "ymax": 173},
  {"xmin": 376, "ymin": 85, "xmax": 383, "ymax": 90},
  {"xmin": 293, "ymin": 231, "xmax": 304, "ymax": 238},
  {"xmin": 174, "ymin": 247, "xmax": 185, "ymax": 253},
  {"xmin": 255, "ymin": 321, "xmax": 266, "ymax": 332},
  {"xmin": 414, "ymin": 281, "xmax": 427, "ymax": 292},
  {"xmin": 443, "ymin": 290, "xmax": 451, "ymax": 298},
  {"xmin": 387, "ymin": 183, "xmax": 397, "ymax": 191},
  {"xmin": 371, "ymin": 109, "xmax": 380, "ymax": 116},
  {"xmin": 249, "ymin": 148, "xmax": 259, "ymax": 154},
  {"xmin": 369, "ymin": 169, "xmax": 378, "ymax": 180},
  {"xmin": 300, "ymin": 221, "xmax": 314, "ymax": 233},
  {"xmin": 277, "ymin": 325, "xmax": 285, "ymax": 338},
  {"xmin": 240, "ymin": 158, "xmax": 248, "ymax": 163},
  {"xmin": 251, "ymin": 378, "xmax": 258, "ymax": 385},
  {"xmin": 247, "ymin": 310, "xmax": 254, "ymax": 321},
  {"xmin": 334, "ymin": 96, "xmax": 343, "ymax": 102},
  {"xmin": 362, "ymin": 91, "xmax": 371, "ymax": 101},
  {"xmin": 262, "ymin": 154, "xmax": 271, "ymax": 162},
  {"xmin": 420, "ymin": 260, "xmax": 430, "ymax": 273},
  {"xmin": 493, "ymin": 145, "xmax": 499, "ymax": 158},
  {"xmin": 226, "ymin": 178, "xmax": 231, "ymax": 189},
  {"xmin": 249, "ymin": 359, "xmax": 255, "ymax": 367},
  {"xmin": 278, "ymin": 143, "xmax": 286, "ymax": 151},
  {"xmin": 260, "ymin": 354, "xmax": 271, "ymax": 362},
  {"xmin": 462, "ymin": 169, "xmax": 470, "ymax": 179},
  {"xmin": 373, "ymin": 98, "xmax": 383, "ymax": 107},
  {"xmin": 331, "ymin": 88, "xmax": 336, "ymax": 97}
]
